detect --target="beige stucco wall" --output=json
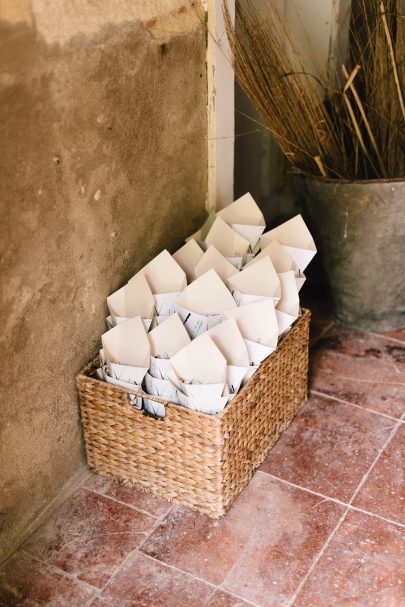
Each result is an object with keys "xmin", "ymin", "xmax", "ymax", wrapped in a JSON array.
[{"xmin": 0, "ymin": 0, "xmax": 208, "ymax": 562}]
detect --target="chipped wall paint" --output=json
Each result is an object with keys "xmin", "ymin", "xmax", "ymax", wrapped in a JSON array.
[{"xmin": 28, "ymin": 0, "xmax": 199, "ymax": 44}]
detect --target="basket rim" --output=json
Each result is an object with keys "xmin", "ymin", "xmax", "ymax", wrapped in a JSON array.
[{"xmin": 76, "ymin": 308, "xmax": 311, "ymax": 420}]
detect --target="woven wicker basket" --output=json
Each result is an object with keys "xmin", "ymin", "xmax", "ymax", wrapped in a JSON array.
[{"xmin": 76, "ymin": 308, "xmax": 310, "ymax": 517}]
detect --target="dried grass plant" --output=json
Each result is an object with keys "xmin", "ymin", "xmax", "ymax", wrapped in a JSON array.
[{"xmin": 224, "ymin": 0, "xmax": 404, "ymax": 180}]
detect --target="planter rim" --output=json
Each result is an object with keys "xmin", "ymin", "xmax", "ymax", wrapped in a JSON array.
[{"xmin": 294, "ymin": 171, "xmax": 405, "ymax": 186}]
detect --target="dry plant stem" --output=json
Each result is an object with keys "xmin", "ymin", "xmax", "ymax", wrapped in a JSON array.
[
  {"xmin": 343, "ymin": 63, "xmax": 362, "ymax": 91},
  {"xmin": 342, "ymin": 91, "xmax": 369, "ymax": 157},
  {"xmin": 380, "ymin": 1, "xmax": 405, "ymax": 122},
  {"xmin": 342, "ymin": 64, "xmax": 388, "ymax": 176},
  {"xmin": 225, "ymin": 0, "xmax": 404, "ymax": 180},
  {"xmin": 314, "ymin": 156, "xmax": 327, "ymax": 177}
]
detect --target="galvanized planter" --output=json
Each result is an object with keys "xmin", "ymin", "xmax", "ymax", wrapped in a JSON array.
[{"xmin": 297, "ymin": 174, "xmax": 405, "ymax": 332}]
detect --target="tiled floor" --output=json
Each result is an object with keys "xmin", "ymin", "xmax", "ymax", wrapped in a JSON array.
[{"xmin": 1, "ymin": 304, "xmax": 404, "ymax": 607}]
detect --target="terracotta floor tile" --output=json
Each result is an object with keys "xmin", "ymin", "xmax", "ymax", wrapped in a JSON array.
[
  {"xmin": 206, "ymin": 589, "xmax": 254, "ymax": 607},
  {"xmin": 310, "ymin": 327, "xmax": 405, "ymax": 419},
  {"xmin": 260, "ymin": 394, "xmax": 393, "ymax": 502},
  {"xmin": 353, "ymin": 425, "xmax": 405, "ymax": 525},
  {"xmin": 22, "ymin": 488, "xmax": 156, "ymax": 589},
  {"xmin": 83, "ymin": 473, "xmax": 172, "ymax": 518},
  {"xmin": 92, "ymin": 551, "xmax": 213, "ymax": 607},
  {"xmin": 93, "ymin": 586, "xmax": 254, "ymax": 607},
  {"xmin": 141, "ymin": 473, "xmax": 344, "ymax": 606},
  {"xmin": 295, "ymin": 510, "xmax": 405, "ymax": 607},
  {"xmin": 0, "ymin": 551, "xmax": 94, "ymax": 607}
]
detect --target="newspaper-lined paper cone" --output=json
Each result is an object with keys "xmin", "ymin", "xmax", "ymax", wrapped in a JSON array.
[
  {"xmin": 173, "ymin": 239, "xmax": 204, "ymax": 282},
  {"xmin": 107, "ymin": 274, "xmax": 155, "ymax": 324},
  {"xmin": 144, "ymin": 372, "xmax": 179, "ymax": 403},
  {"xmin": 102, "ymin": 317, "xmax": 150, "ymax": 367},
  {"xmin": 217, "ymin": 192, "xmax": 265, "ymax": 249},
  {"xmin": 176, "ymin": 269, "xmax": 236, "ymax": 315},
  {"xmin": 277, "ymin": 271, "xmax": 300, "ymax": 317},
  {"xmin": 205, "ymin": 216, "xmax": 250, "ymax": 258},
  {"xmin": 148, "ymin": 313, "xmax": 191, "ymax": 359},
  {"xmin": 101, "ymin": 317, "xmax": 150, "ymax": 385},
  {"xmin": 105, "ymin": 363, "xmax": 148, "ymax": 385},
  {"xmin": 171, "ymin": 332, "xmax": 227, "ymax": 385},
  {"xmin": 153, "ymin": 292, "xmax": 180, "ymax": 316},
  {"xmin": 231, "ymin": 290, "xmax": 274, "ymax": 306},
  {"xmin": 218, "ymin": 193, "xmax": 264, "ymax": 225},
  {"xmin": 228, "ymin": 256, "xmax": 281, "ymax": 304},
  {"xmin": 106, "ymin": 315, "xmax": 152, "ymax": 331},
  {"xmin": 206, "ymin": 318, "xmax": 249, "ymax": 367},
  {"xmin": 226, "ymin": 256, "xmax": 247, "ymax": 270},
  {"xmin": 176, "ymin": 390, "xmax": 229, "ymax": 415},
  {"xmin": 105, "ymin": 372, "xmax": 143, "ymax": 395},
  {"xmin": 275, "ymin": 310, "xmax": 297, "ymax": 336},
  {"xmin": 231, "ymin": 224, "xmax": 265, "ymax": 251},
  {"xmin": 175, "ymin": 269, "xmax": 237, "ymax": 338},
  {"xmin": 226, "ymin": 365, "xmax": 250, "ymax": 394},
  {"xmin": 150, "ymin": 315, "xmax": 171, "ymax": 329},
  {"xmin": 129, "ymin": 249, "xmax": 187, "ymax": 293},
  {"xmin": 194, "ymin": 245, "xmax": 238, "ymax": 282},
  {"xmin": 248, "ymin": 241, "xmax": 306, "ymax": 292},
  {"xmin": 260, "ymin": 214, "xmax": 316, "ymax": 272},
  {"xmin": 274, "ymin": 270, "xmax": 300, "ymax": 336},
  {"xmin": 295, "ymin": 272, "xmax": 306, "ymax": 292},
  {"xmin": 224, "ymin": 299, "xmax": 278, "ymax": 349},
  {"xmin": 246, "ymin": 240, "xmax": 295, "ymax": 273},
  {"xmin": 149, "ymin": 356, "xmax": 172, "ymax": 380},
  {"xmin": 178, "ymin": 379, "xmax": 225, "ymax": 399},
  {"xmin": 143, "ymin": 398, "xmax": 166, "ymax": 418},
  {"xmin": 242, "ymin": 365, "xmax": 259, "ymax": 385},
  {"xmin": 206, "ymin": 318, "xmax": 250, "ymax": 394},
  {"xmin": 244, "ymin": 338, "xmax": 274, "ymax": 366},
  {"xmin": 174, "ymin": 306, "xmax": 223, "ymax": 338}
]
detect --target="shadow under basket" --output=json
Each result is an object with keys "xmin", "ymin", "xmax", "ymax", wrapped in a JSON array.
[{"xmin": 76, "ymin": 309, "xmax": 310, "ymax": 518}]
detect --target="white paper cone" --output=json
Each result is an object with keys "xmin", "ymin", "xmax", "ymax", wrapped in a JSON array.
[{"xmin": 144, "ymin": 372, "xmax": 179, "ymax": 403}]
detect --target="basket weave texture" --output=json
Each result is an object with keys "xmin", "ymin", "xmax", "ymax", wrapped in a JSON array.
[{"xmin": 76, "ymin": 309, "xmax": 310, "ymax": 517}]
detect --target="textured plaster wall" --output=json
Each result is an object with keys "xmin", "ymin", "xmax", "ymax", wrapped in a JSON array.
[{"xmin": 0, "ymin": 0, "xmax": 208, "ymax": 562}]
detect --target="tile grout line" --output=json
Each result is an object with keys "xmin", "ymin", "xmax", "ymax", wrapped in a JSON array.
[
  {"xmin": 141, "ymin": 551, "xmax": 263, "ymax": 607},
  {"xmin": 309, "ymin": 365, "xmax": 404, "ymax": 388},
  {"xmin": 286, "ymin": 411, "xmax": 404, "ymax": 607},
  {"xmin": 83, "ymin": 504, "xmax": 175, "ymax": 607},
  {"xmin": 346, "ymin": 410, "xmax": 405, "ymax": 505},
  {"xmin": 368, "ymin": 330, "xmax": 405, "ymax": 346},
  {"xmin": 310, "ymin": 388, "xmax": 404, "ymax": 422},
  {"xmin": 260, "ymin": 471, "xmax": 405, "ymax": 530},
  {"xmin": 80, "ymin": 485, "xmax": 168, "ymax": 520},
  {"xmin": 348, "ymin": 504, "xmax": 405, "ymax": 529},
  {"xmin": 19, "ymin": 549, "xmax": 100, "ymax": 598},
  {"xmin": 260, "ymin": 471, "xmax": 349, "ymax": 508},
  {"xmin": 136, "ymin": 504, "xmax": 176, "ymax": 554}
]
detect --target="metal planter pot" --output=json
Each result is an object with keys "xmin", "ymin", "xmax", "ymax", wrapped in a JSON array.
[{"xmin": 297, "ymin": 175, "xmax": 405, "ymax": 332}]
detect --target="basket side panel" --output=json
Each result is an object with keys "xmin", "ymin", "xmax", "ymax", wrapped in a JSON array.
[
  {"xmin": 76, "ymin": 376, "xmax": 225, "ymax": 517},
  {"xmin": 220, "ymin": 310, "xmax": 310, "ymax": 510}
]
